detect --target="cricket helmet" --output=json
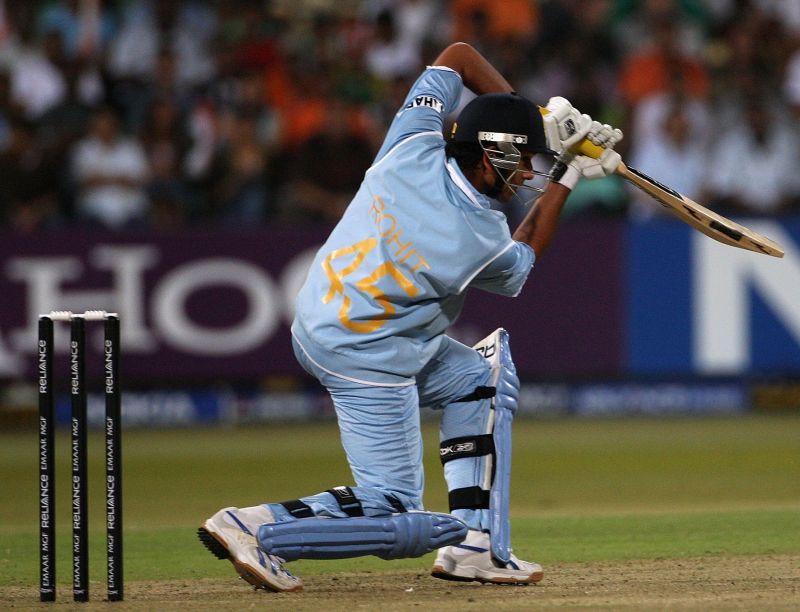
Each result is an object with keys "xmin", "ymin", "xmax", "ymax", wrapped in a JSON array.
[
  {"xmin": 450, "ymin": 93, "xmax": 552, "ymax": 158},
  {"xmin": 449, "ymin": 92, "xmax": 553, "ymax": 201}
]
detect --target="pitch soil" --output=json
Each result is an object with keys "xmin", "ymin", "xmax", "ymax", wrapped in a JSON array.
[{"xmin": 4, "ymin": 555, "xmax": 798, "ymax": 610}]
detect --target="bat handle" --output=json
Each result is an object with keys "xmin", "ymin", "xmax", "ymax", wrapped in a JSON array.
[{"xmin": 574, "ymin": 139, "xmax": 605, "ymax": 159}]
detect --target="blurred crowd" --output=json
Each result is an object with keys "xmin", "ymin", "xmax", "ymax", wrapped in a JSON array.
[{"xmin": 2, "ymin": 0, "xmax": 800, "ymax": 232}]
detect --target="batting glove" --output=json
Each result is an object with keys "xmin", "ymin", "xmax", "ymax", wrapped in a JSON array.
[
  {"xmin": 550, "ymin": 123, "xmax": 623, "ymax": 190},
  {"xmin": 587, "ymin": 121, "xmax": 623, "ymax": 148},
  {"xmin": 541, "ymin": 96, "xmax": 593, "ymax": 154}
]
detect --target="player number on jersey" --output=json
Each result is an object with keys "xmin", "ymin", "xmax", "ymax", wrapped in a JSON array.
[{"xmin": 322, "ymin": 237, "xmax": 420, "ymax": 333}]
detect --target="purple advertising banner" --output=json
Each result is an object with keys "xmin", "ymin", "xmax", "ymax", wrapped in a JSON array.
[
  {"xmin": 458, "ymin": 220, "xmax": 624, "ymax": 375},
  {"xmin": 0, "ymin": 222, "xmax": 624, "ymax": 385}
]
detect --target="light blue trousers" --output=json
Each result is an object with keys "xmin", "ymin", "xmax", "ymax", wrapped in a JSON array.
[{"xmin": 275, "ymin": 335, "xmax": 494, "ymax": 531}]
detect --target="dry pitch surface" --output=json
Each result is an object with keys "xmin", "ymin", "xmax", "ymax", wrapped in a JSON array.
[{"xmin": 4, "ymin": 555, "xmax": 799, "ymax": 610}]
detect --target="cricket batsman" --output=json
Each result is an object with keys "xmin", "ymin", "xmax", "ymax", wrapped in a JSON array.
[{"xmin": 199, "ymin": 42, "xmax": 622, "ymax": 592}]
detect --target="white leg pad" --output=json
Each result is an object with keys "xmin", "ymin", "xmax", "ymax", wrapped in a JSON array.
[{"xmin": 473, "ymin": 328, "xmax": 519, "ymax": 564}]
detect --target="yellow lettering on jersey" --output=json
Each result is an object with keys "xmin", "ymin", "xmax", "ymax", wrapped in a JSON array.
[
  {"xmin": 385, "ymin": 230, "xmax": 414, "ymax": 257},
  {"xmin": 370, "ymin": 196, "xmax": 400, "ymax": 237},
  {"xmin": 322, "ymin": 238, "xmax": 378, "ymax": 304},
  {"xmin": 369, "ymin": 196, "xmax": 386, "ymax": 215},
  {"xmin": 397, "ymin": 247, "xmax": 416, "ymax": 263},
  {"xmin": 342, "ymin": 263, "xmax": 419, "ymax": 333},
  {"xmin": 321, "ymin": 195, "xmax": 431, "ymax": 333},
  {"xmin": 410, "ymin": 255, "xmax": 431, "ymax": 273}
]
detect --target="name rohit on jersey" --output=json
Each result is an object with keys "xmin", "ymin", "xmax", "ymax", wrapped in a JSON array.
[
  {"xmin": 404, "ymin": 95, "xmax": 444, "ymax": 113},
  {"xmin": 369, "ymin": 196, "xmax": 430, "ymax": 274}
]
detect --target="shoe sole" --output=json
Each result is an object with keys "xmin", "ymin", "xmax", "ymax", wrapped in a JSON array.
[
  {"xmin": 431, "ymin": 564, "xmax": 543, "ymax": 585},
  {"xmin": 197, "ymin": 526, "xmax": 302, "ymax": 593}
]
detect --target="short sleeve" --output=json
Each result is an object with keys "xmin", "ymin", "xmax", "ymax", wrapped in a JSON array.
[
  {"xmin": 469, "ymin": 241, "xmax": 536, "ymax": 297},
  {"xmin": 373, "ymin": 67, "xmax": 463, "ymax": 163}
]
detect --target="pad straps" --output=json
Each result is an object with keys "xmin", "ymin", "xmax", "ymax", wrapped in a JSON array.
[
  {"xmin": 440, "ymin": 433, "xmax": 495, "ymax": 512},
  {"xmin": 448, "ymin": 486, "xmax": 491, "ymax": 510},
  {"xmin": 281, "ymin": 490, "xmax": 407, "ymax": 520},
  {"xmin": 453, "ymin": 386, "xmax": 496, "ymax": 403},
  {"xmin": 327, "ymin": 486, "xmax": 364, "ymax": 517},
  {"xmin": 279, "ymin": 499, "xmax": 315, "ymax": 519},
  {"xmin": 439, "ymin": 434, "xmax": 495, "ymax": 464},
  {"xmin": 384, "ymin": 494, "xmax": 408, "ymax": 513}
]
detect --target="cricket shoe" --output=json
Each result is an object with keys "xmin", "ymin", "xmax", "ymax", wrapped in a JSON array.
[
  {"xmin": 431, "ymin": 529, "xmax": 543, "ymax": 585},
  {"xmin": 198, "ymin": 506, "xmax": 302, "ymax": 592}
]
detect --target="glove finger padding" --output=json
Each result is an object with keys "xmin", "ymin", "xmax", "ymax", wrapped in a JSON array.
[
  {"xmin": 598, "ymin": 148, "xmax": 622, "ymax": 174},
  {"xmin": 574, "ymin": 148, "xmax": 622, "ymax": 180},
  {"xmin": 587, "ymin": 122, "xmax": 624, "ymax": 149},
  {"xmin": 550, "ymin": 148, "xmax": 621, "ymax": 190}
]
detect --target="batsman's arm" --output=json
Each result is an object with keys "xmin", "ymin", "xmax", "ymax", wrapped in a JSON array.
[
  {"xmin": 432, "ymin": 42, "xmax": 514, "ymax": 95},
  {"xmin": 513, "ymin": 102, "xmax": 625, "ymax": 257},
  {"xmin": 511, "ymin": 182, "xmax": 572, "ymax": 258},
  {"xmin": 432, "ymin": 44, "xmax": 574, "ymax": 258}
]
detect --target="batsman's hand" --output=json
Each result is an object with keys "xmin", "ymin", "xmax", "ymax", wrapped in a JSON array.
[
  {"xmin": 549, "ymin": 121, "xmax": 624, "ymax": 189},
  {"xmin": 541, "ymin": 96, "xmax": 593, "ymax": 154},
  {"xmin": 585, "ymin": 121, "xmax": 623, "ymax": 152},
  {"xmin": 572, "ymin": 120, "xmax": 623, "ymax": 176},
  {"xmin": 570, "ymin": 148, "xmax": 622, "ymax": 178}
]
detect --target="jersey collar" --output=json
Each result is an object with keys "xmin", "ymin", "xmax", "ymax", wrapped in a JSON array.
[{"xmin": 446, "ymin": 158, "xmax": 492, "ymax": 210}]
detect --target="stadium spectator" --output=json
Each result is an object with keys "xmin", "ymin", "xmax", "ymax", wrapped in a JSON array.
[
  {"xmin": 36, "ymin": 59, "xmax": 97, "ymax": 159},
  {"xmin": 141, "ymin": 97, "xmax": 193, "ymax": 225},
  {"xmin": 0, "ymin": 70, "xmax": 24, "ymax": 151},
  {"xmin": 106, "ymin": 0, "xmax": 216, "ymax": 88},
  {"xmin": 9, "ymin": 29, "xmax": 68, "ymax": 120},
  {"xmin": 116, "ymin": 48, "xmax": 186, "ymax": 132},
  {"xmin": 713, "ymin": 3, "xmax": 790, "ymax": 104},
  {"xmin": 627, "ymin": 91, "xmax": 709, "ymax": 219},
  {"xmin": 529, "ymin": 1, "xmax": 618, "ymax": 118},
  {"xmin": 70, "ymin": 105, "xmax": 150, "ymax": 228},
  {"xmin": 784, "ymin": 38, "xmax": 800, "ymax": 118},
  {"xmin": 106, "ymin": 0, "xmax": 216, "ymax": 132},
  {"xmin": 703, "ymin": 97, "xmax": 800, "ymax": 216},
  {"xmin": 376, "ymin": 0, "xmax": 443, "ymax": 52},
  {"xmin": 278, "ymin": 98, "xmax": 376, "ymax": 223},
  {"xmin": 282, "ymin": 9, "xmax": 347, "ymax": 74},
  {"xmin": 617, "ymin": 9, "xmax": 710, "ymax": 156},
  {"xmin": 36, "ymin": 0, "xmax": 116, "ymax": 62},
  {"xmin": 210, "ymin": 109, "xmax": 273, "ymax": 224},
  {"xmin": 0, "ymin": 0, "xmax": 798, "ymax": 230},
  {"xmin": 609, "ymin": 0, "xmax": 709, "ymax": 57},
  {"xmin": 449, "ymin": 0, "xmax": 538, "ymax": 43},
  {"xmin": 447, "ymin": 4, "xmax": 499, "ymax": 62},
  {"xmin": 0, "ymin": 117, "xmax": 60, "ymax": 231},
  {"xmin": 364, "ymin": 9, "xmax": 421, "ymax": 81},
  {"xmin": 272, "ymin": 58, "xmax": 334, "ymax": 148}
]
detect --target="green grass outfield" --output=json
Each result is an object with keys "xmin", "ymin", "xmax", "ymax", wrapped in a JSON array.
[{"xmin": 1, "ymin": 415, "xmax": 799, "ymax": 587}]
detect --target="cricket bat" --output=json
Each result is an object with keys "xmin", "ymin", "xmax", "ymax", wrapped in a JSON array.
[
  {"xmin": 540, "ymin": 109, "xmax": 785, "ymax": 258},
  {"xmin": 581, "ymin": 139, "xmax": 784, "ymax": 258}
]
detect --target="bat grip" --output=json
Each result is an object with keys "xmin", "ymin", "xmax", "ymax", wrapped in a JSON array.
[{"xmin": 574, "ymin": 139, "xmax": 605, "ymax": 159}]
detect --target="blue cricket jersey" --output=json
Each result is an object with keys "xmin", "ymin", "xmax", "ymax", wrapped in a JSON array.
[{"xmin": 292, "ymin": 66, "xmax": 535, "ymax": 385}]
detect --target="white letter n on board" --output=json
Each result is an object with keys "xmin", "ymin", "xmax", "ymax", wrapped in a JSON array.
[{"xmin": 693, "ymin": 222, "xmax": 800, "ymax": 374}]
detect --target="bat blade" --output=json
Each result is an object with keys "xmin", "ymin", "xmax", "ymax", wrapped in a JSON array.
[
  {"xmin": 537, "ymin": 105, "xmax": 784, "ymax": 257},
  {"xmin": 619, "ymin": 163, "xmax": 785, "ymax": 258}
]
